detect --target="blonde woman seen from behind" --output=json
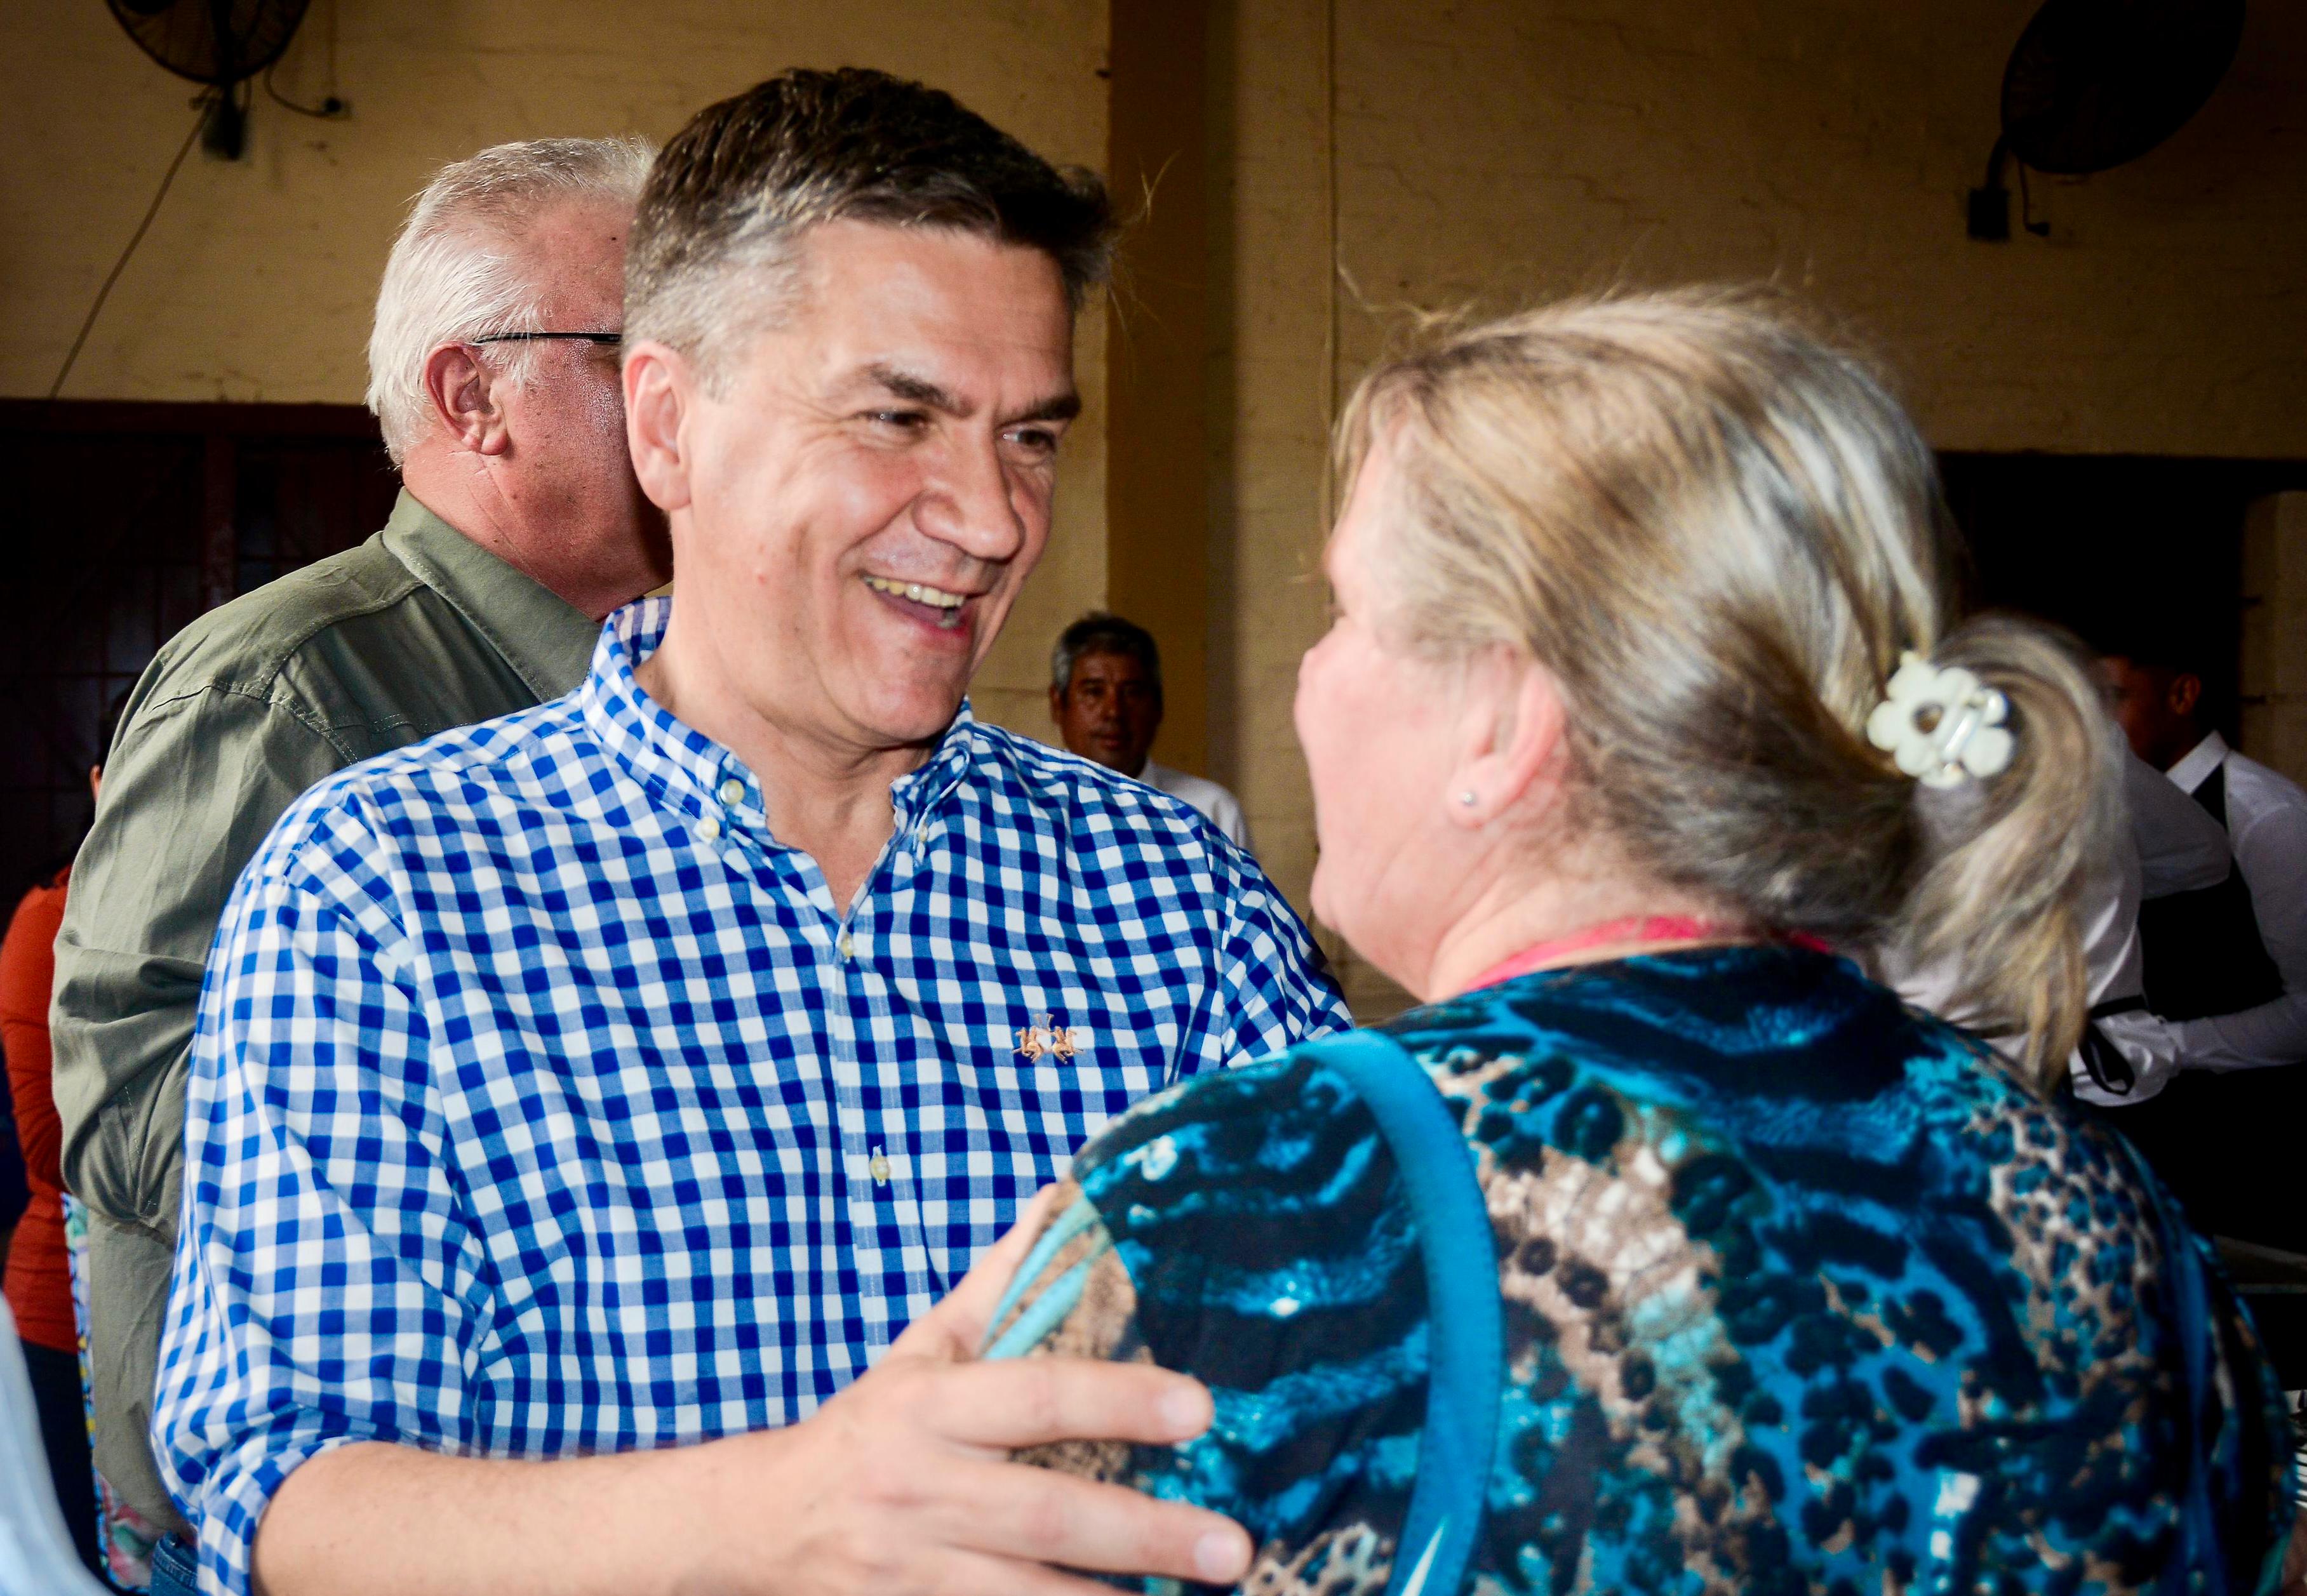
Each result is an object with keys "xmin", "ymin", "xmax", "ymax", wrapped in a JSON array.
[{"xmin": 970, "ymin": 289, "xmax": 2301, "ymax": 1595}]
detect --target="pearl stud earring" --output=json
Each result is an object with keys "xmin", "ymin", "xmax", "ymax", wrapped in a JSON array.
[{"xmin": 1458, "ymin": 790, "xmax": 1478, "ymax": 806}]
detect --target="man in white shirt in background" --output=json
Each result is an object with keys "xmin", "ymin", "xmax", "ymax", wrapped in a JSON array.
[
  {"xmin": 1890, "ymin": 745, "xmax": 2217, "ymax": 1108},
  {"xmin": 2103, "ymin": 639, "xmax": 2307, "ymax": 1252},
  {"xmin": 1048, "ymin": 611, "xmax": 1254, "ymax": 851},
  {"xmin": 2106, "ymin": 646, "xmax": 2307, "ymax": 1070}
]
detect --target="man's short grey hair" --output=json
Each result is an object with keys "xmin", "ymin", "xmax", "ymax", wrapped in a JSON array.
[
  {"xmin": 1052, "ymin": 612, "xmax": 1162, "ymax": 700},
  {"xmin": 627, "ymin": 69, "xmax": 1113, "ymax": 393},
  {"xmin": 366, "ymin": 136, "xmax": 655, "ymax": 463}
]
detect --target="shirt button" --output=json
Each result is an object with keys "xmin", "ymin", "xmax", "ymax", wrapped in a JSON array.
[
  {"xmin": 869, "ymin": 1150, "xmax": 892, "ymax": 1185},
  {"xmin": 837, "ymin": 932, "xmax": 855, "ymax": 959},
  {"xmin": 695, "ymin": 815, "xmax": 721, "ymax": 842},
  {"xmin": 718, "ymin": 779, "xmax": 744, "ymax": 805}
]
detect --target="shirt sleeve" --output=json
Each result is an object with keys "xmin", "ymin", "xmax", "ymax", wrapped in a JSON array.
[
  {"xmin": 1177, "ymin": 857, "xmax": 1352, "ymax": 1081},
  {"xmin": 155, "ymin": 791, "xmax": 495, "ymax": 1596},
  {"xmin": 53, "ymin": 686, "xmax": 356, "ymax": 1234},
  {"xmin": 2126, "ymin": 750, "xmax": 2231, "ymax": 900}
]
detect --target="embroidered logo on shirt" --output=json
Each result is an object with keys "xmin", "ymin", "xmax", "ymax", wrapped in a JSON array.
[{"xmin": 1011, "ymin": 1015, "xmax": 1091, "ymax": 1060}]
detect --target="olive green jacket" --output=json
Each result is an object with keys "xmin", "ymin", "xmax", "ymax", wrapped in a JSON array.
[{"xmin": 50, "ymin": 490, "xmax": 600, "ymax": 1532}]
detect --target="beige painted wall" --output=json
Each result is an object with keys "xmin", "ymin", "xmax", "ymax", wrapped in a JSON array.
[
  {"xmin": 1216, "ymin": 0, "xmax": 2307, "ymax": 1016},
  {"xmin": 15, "ymin": 1, "xmax": 2305, "ymax": 1016},
  {"xmin": 0, "ymin": 0, "xmax": 1111, "ymax": 737}
]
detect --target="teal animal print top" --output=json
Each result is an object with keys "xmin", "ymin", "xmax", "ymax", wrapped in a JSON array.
[{"xmin": 990, "ymin": 947, "xmax": 2297, "ymax": 1595}]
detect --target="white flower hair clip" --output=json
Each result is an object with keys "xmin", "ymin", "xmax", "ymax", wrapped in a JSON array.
[{"xmin": 1865, "ymin": 652, "xmax": 2014, "ymax": 788}]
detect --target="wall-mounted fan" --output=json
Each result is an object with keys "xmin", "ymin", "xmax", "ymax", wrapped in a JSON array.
[
  {"xmin": 1967, "ymin": 0, "xmax": 2245, "ymax": 240},
  {"xmin": 105, "ymin": 0, "xmax": 322, "ymax": 160}
]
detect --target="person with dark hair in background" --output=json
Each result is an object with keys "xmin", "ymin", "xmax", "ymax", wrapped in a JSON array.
[
  {"xmin": 3, "ymin": 690, "xmax": 130, "ymax": 1580},
  {"xmin": 1049, "ymin": 611, "xmax": 1252, "ymax": 850},
  {"xmin": 157, "ymin": 69, "xmax": 1342, "ymax": 1596},
  {"xmin": 2101, "ymin": 635, "xmax": 2307, "ymax": 1252}
]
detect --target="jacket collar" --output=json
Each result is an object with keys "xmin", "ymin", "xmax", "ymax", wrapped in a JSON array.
[{"xmin": 380, "ymin": 489, "xmax": 599, "ymax": 700}]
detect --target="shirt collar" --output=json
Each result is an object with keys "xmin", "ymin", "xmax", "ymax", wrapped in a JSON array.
[
  {"xmin": 2168, "ymin": 731, "xmax": 2230, "ymax": 794},
  {"xmin": 380, "ymin": 489, "xmax": 600, "ymax": 700},
  {"xmin": 580, "ymin": 597, "xmax": 986, "ymax": 834}
]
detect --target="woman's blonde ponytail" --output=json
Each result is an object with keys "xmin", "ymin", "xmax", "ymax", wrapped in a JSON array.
[{"xmin": 1883, "ymin": 617, "xmax": 2123, "ymax": 1088}]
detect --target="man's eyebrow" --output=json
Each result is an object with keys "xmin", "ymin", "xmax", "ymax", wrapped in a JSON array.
[
  {"xmin": 1007, "ymin": 390, "xmax": 1081, "ymax": 426},
  {"xmin": 857, "ymin": 364, "xmax": 1080, "ymax": 427},
  {"xmin": 864, "ymin": 364, "xmax": 965, "ymax": 413}
]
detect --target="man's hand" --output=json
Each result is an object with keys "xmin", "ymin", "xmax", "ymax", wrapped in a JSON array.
[
  {"xmin": 254, "ymin": 1189, "xmax": 1252, "ymax": 1596},
  {"xmin": 686, "ymin": 1184, "xmax": 1252, "ymax": 1596}
]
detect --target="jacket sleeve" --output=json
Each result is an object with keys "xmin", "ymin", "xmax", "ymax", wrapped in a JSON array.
[{"xmin": 51, "ymin": 683, "xmax": 354, "ymax": 1233}]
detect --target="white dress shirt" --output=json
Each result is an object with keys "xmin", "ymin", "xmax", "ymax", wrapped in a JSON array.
[
  {"xmin": 1140, "ymin": 759, "xmax": 1254, "ymax": 853},
  {"xmin": 1890, "ymin": 749, "xmax": 2197, "ymax": 1103},
  {"xmin": 2067, "ymin": 750, "xmax": 2243, "ymax": 1105},
  {"xmin": 2165, "ymin": 732, "xmax": 2307, "ymax": 1072},
  {"xmin": 2128, "ymin": 745, "xmax": 2234, "ymax": 899}
]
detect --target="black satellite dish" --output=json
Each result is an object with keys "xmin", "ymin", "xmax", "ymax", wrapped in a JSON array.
[
  {"xmin": 104, "ymin": 0, "xmax": 318, "ymax": 160},
  {"xmin": 1967, "ymin": 0, "xmax": 2245, "ymax": 240}
]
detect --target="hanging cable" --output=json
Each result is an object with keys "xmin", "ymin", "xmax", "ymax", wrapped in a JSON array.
[
  {"xmin": 47, "ymin": 94, "xmax": 211, "ymax": 401},
  {"xmin": 263, "ymin": 57, "xmax": 345, "ymax": 119}
]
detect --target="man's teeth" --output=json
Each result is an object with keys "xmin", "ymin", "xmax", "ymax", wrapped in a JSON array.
[{"xmin": 863, "ymin": 575, "xmax": 967, "ymax": 610}]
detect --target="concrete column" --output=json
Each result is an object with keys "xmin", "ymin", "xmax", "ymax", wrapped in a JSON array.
[{"xmin": 2240, "ymin": 491, "xmax": 2307, "ymax": 787}]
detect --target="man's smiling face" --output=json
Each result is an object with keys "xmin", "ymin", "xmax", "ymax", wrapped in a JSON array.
[{"xmin": 670, "ymin": 219, "xmax": 1078, "ymax": 754}]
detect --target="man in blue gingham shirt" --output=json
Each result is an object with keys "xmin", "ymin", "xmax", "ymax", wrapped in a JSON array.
[
  {"xmin": 159, "ymin": 597, "xmax": 1345, "ymax": 1588},
  {"xmin": 156, "ymin": 70, "xmax": 1343, "ymax": 1596}
]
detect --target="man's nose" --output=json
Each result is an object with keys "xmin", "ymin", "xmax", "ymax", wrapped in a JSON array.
[{"xmin": 916, "ymin": 440, "xmax": 1029, "ymax": 562}]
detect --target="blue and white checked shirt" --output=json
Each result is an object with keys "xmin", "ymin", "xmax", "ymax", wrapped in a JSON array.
[{"xmin": 157, "ymin": 598, "xmax": 1347, "ymax": 1595}]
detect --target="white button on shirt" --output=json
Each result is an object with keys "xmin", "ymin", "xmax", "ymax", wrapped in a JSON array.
[{"xmin": 2165, "ymin": 733, "xmax": 2307, "ymax": 1072}]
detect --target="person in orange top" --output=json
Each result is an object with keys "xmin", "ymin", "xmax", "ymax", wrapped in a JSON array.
[{"xmin": 3, "ymin": 699, "xmax": 119, "ymax": 1579}]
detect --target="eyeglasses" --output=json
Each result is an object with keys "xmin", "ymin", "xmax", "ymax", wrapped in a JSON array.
[{"xmin": 470, "ymin": 331, "xmax": 622, "ymax": 347}]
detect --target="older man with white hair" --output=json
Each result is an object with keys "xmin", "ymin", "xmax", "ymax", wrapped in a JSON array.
[{"xmin": 49, "ymin": 135, "xmax": 671, "ymax": 1590}]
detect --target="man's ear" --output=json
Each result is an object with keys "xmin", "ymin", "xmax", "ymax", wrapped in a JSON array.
[
  {"xmin": 624, "ymin": 340, "xmax": 697, "ymax": 515},
  {"xmin": 1448, "ymin": 649, "xmax": 1566, "ymax": 828},
  {"xmin": 1047, "ymin": 683, "xmax": 1067, "ymax": 726},
  {"xmin": 2169, "ymin": 672, "xmax": 2204, "ymax": 720},
  {"xmin": 422, "ymin": 343, "xmax": 509, "ymax": 456}
]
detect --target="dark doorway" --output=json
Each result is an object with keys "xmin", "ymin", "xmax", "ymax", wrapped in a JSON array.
[
  {"xmin": 0, "ymin": 401, "xmax": 397, "ymax": 909},
  {"xmin": 1939, "ymin": 452, "xmax": 2307, "ymax": 743}
]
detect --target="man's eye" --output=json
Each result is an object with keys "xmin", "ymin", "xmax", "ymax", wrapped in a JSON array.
[
  {"xmin": 1006, "ymin": 427, "xmax": 1060, "ymax": 456},
  {"xmin": 866, "ymin": 410, "xmax": 930, "ymax": 432}
]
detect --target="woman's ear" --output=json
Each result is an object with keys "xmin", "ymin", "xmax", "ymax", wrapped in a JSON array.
[
  {"xmin": 422, "ymin": 344, "xmax": 509, "ymax": 456},
  {"xmin": 623, "ymin": 341, "xmax": 695, "ymax": 516},
  {"xmin": 1447, "ymin": 650, "xmax": 1567, "ymax": 828}
]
